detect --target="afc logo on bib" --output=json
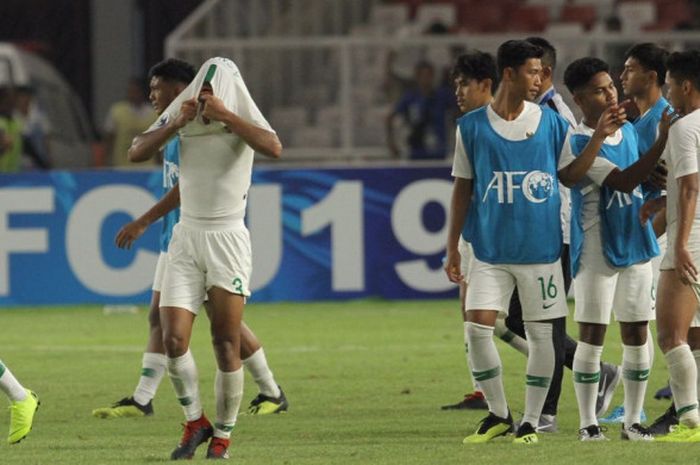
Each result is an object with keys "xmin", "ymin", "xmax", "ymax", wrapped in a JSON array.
[
  {"xmin": 606, "ymin": 186, "xmax": 643, "ymax": 210},
  {"xmin": 482, "ymin": 170, "xmax": 555, "ymax": 204}
]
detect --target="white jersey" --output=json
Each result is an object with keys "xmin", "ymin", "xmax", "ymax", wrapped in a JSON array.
[
  {"xmin": 664, "ymin": 108, "xmax": 700, "ymax": 227},
  {"xmin": 558, "ymin": 122, "xmax": 619, "ymax": 231},
  {"xmin": 149, "ymin": 57, "xmax": 274, "ymax": 224},
  {"xmin": 537, "ymin": 87, "xmax": 577, "ymax": 245}
]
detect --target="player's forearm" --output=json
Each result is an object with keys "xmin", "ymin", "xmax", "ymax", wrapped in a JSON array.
[
  {"xmin": 128, "ymin": 124, "xmax": 179, "ymax": 163},
  {"xmin": 676, "ymin": 176, "xmax": 698, "ymax": 249},
  {"xmin": 612, "ymin": 133, "xmax": 668, "ymax": 193},
  {"xmin": 221, "ymin": 112, "xmax": 282, "ymax": 158},
  {"xmin": 652, "ymin": 208, "xmax": 667, "ymax": 238},
  {"xmin": 558, "ymin": 134, "xmax": 605, "ymax": 187},
  {"xmin": 447, "ymin": 178, "xmax": 472, "ymax": 254},
  {"xmin": 138, "ymin": 184, "xmax": 181, "ymax": 226}
]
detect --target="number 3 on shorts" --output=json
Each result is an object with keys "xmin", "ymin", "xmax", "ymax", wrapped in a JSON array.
[
  {"xmin": 232, "ymin": 277, "xmax": 244, "ymax": 294},
  {"xmin": 537, "ymin": 274, "xmax": 557, "ymax": 301}
]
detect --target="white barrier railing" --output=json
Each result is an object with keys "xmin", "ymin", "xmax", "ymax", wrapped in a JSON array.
[{"xmin": 167, "ymin": 7, "xmax": 700, "ymax": 161}]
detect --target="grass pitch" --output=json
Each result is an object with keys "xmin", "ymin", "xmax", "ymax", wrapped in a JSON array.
[{"xmin": 0, "ymin": 300, "xmax": 690, "ymax": 464}]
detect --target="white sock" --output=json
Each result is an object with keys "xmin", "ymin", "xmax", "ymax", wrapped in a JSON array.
[
  {"xmin": 666, "ymin": 344, "xmax": 700, "ymax": 426},
  {"xmin": 622, "ymin": 343, "xmax": 650, "ymax": 426},
  {"xmin": 214, "ymin": 368, "xmax": 244, "ymax": 439},
  {"xmin": 494, "ymin": 318, "xmax": 529, "ymax": 356},
  {"xmin": 133, "ymin": 352, "xmax": 167, "ymax": 406},
  {"xmin": 167, "ymin": 350, "xmax": 202, "ymax": 421},
  {"xmin": 647, "ymin": 326, "xmax": 655, "ymax": 370},
  {"xmin": 692, "ymin": 349, "xmax": 700, "ymax": 402},
  {"xmin": 466, "ymin": 322, "xmax": 508, "ymax": 418},
  {"xmin": 0, "ymin": 361, "xmax": 26, "ymax": 402},
  {"xmin": 463, "ymin": 322, "xmax": 480, "ymax": 392},
  {"xmin": 522, "ymin": 321, "xmax": 554, "ymax": 427},
  {"xmin": 573, "ymin": 341, "xmax": 604, "ymax": 429},
  {"xmin": 242, "ymin": 348, "xmax": 280, "ymax": 398}
]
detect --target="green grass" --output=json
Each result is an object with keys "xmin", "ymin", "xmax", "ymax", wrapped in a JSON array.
[{"xmin": 0, "ymin": 300, "xmax": 691, "ymax": 464}]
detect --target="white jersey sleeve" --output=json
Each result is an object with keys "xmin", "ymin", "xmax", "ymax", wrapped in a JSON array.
[
  {"xmin": 668, "ymin": 117, "xmax": 700, "ymax": 180},
  {"xmin": 451, "ymin": 128, "xmax": 472, "ymax": 179},
  {"xmin": 557, "ymin": 129, "xmax": 616, "ymax": 186}
]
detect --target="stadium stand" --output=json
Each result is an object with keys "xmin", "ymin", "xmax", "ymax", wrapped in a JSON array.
[{"xmin": 164, "ymin": 0, "xmax": 699, "ymax": 160}]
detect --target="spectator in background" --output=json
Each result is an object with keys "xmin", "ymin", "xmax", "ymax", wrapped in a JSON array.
[
  {"xmin": 14, "ymin": 85, "xmax": 52, "ymax": 170},
  {"xmin": 0, "ymin": 87, "xmax": 22, "ymax": 173},
  {"xmin": 103, "ymin": 77, "xmax": 156, "ymax": 167},
  {"xmin": 386, "ymin": 60, "xmax": 452, "ymax": 159}
]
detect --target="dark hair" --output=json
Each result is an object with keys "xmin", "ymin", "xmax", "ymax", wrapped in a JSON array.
[
  {"xmin": 624, "ymin": 43, "xmax": 669, "ymax": 87},
  {"xmin": 451, "ymin": 51, "xmax": 498, "ymax": 93},
  {"xmin": 496, "ymin": 40, "xmax": 544, "ymax": 77},
  {"xmin": 148, "ymin": 58, "xmax": 196, "ymax": 85},
  {"xmin": 666, "ymin": 50, "xmax": 700, "ymax": 92},
  {"xmin": 526, "ymin": 36, "xmax": 556, "ymax": 69},
  {"xmin": 563, "ymin": 57, "xmax": 610, "ymax": 94}
]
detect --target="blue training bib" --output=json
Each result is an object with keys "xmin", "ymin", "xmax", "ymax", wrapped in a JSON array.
[
  {"xmin": 569, "ymin": 123, "xmax": 659, "ymax": 276},
  {"xmin": 160, "ymin": 136, "xmax": 180, "ymax": 252},
  {"xmin": 458, "ymin": 106, "xmax": 569, "ymax": 264}
]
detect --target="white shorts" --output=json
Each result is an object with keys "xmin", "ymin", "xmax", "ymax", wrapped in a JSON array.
[
  {"xmin": 573, "ymin": 225, "xmax": 654, "ymax": 325},
  {"xmin": 660, "ymin": 221, "xmax": 700, "ymax": 327},
  {"xmin": 152, "ymin": 252, "xmax": 168, "ymax": 292},
  {"xmin": 650, "ymin": 233, "xmax": 666, "ymax": 309},
  {"xmin": 458, "ymin": 237, "xmax": 474, "ymax": 283},
  {"xmin": 160, "ymin": 220, "xmax": 252, "ymax": 314},
  {"xmin": 465, "ymin": 256, "xmax": 568, "ymax": 321}
]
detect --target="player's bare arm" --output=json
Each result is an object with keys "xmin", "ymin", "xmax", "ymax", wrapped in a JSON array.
[
  {"xmin": 675, "ymin": 173, "xmax": 699, "ymax": 283},
  {"xmin": 115, "ymin": 184, "xmax": 181, "ymax": 250},
  {"xmin": 640, "ymin": 195, "xmax": 667, "ymax": 226},
  {"xmin": 127, "ymin": 99, "xmax": 197, "ymax": 162},
  {"xmin": 199, "ymin": 94, "xmax": 282, "ymax": 158},
  {"xmin": 444, "ymin": 177, "xmax": 472, "ymax": 283},
  {"xmin": 602, "ymin": 106, "xmax": 675, "ymax": 193},
  {"xmin": 558, "ymin": 104, "xmax": 627, "ymax": 186}
]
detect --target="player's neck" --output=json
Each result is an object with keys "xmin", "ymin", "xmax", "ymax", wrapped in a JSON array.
[
  {"xmin": 492, "ymin": 88, "xmax": 525, "ymax": 121},
  {"xmin": 684, "ymin": 94, "xmax": 700, "ymax": 115},
  {"xmin": 634, "ymin": 87, "xmax": 663, "ymax": 116},
  {"xmin": 536, "ymin": 81, "xmax": 554, "ymax": 100}
]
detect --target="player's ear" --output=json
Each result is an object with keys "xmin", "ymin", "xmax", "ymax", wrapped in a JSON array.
[
  {"xmin": 503, "ymin": 67, "xmax": 513, "ymax": 82},
  {"xmin": 682, "ymin": 79, "xmax": 693, "ymax": 96},
  {"xmin": 572, "ymin": 91, "xmax": 582, "ymax": 108},
  {"xmin": 545, "ymin": 66, "xmax": 553, "ymax": 81}
]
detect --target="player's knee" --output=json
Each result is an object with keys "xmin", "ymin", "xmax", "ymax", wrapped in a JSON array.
[
  {"xmin": 657, "ymin": 329, "xmax": 684, "ymax": 353},
  {"xmin": 162, "ymin": 332, "xmax": 188, "ymax": 357}
]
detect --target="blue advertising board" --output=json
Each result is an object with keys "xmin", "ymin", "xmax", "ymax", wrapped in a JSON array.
[{"xmin": 0, "ymin": 166, "xmax": 458, "ymax": 306}]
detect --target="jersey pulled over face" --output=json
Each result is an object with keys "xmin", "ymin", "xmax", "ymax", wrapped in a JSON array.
[{"xmin": 149, "ymin": 57, "xmax": 274, "ymax": 221}]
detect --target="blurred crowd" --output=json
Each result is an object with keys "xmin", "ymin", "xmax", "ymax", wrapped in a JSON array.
[{"xmin": 0, "ymin": 85, "xmax": 52, "ymax": 172}]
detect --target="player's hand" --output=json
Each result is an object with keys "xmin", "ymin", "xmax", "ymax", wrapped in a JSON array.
[
  {"xmin": 647, "ymin": 159, "xmax": 668, "ymax": 190},
  {"xmin": 444, "ymin": 249, "xmax": 463, "ymax": 284},
  {"xmin": 199, "ymin": 94, "xmax": 229, "ymax": 123},
  {"xmin": 658, "ymin": 105, "xmax": 678, "ymax": 137},
  {"xmin": 639, "ymin": 196, "xmax": 666, "ymax": 225},
  {"xmin": 173, "ymin": 98, "xmax": 197, "ymax": 129},
  {"xmin": 594, "ymin": 102, "xmax": 627, "ymax": 139},
  {"xmin": 115, "ymin": 219, "xmax": 148, "ymax": 250},
  {"xmin": 675, "ymin": 245, "xmax": 698, "ymax": 284}
]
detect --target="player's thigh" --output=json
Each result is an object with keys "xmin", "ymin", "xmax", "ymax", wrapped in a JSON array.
[
  {"xmin": 204, "ymin": 228, "xmax": 252, "ymax": 298},
  {"xmin": 160, "ymin": 225, "xmax": 206, "ymax": 315},
  {"xmin": 613, "ymin": 261, "xmax": 654, "ymax": 323},
  {"xmin": 656, "ymin": 270, "xmax": 698, "ymax": 349},
  {"xmin": 206, "ymin": 286, "xmax": 244, "ymax": 344},
  {"xmin": 465, "ymin": 258, "xmax": 515, "ymax": 315},
  {"xmin": 572, "ymin": 233, "xmax": 618, "ymax": 325},
  {"xmin": 513, "ymin": 260, "xmax": 568, "ymax": 321}
]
